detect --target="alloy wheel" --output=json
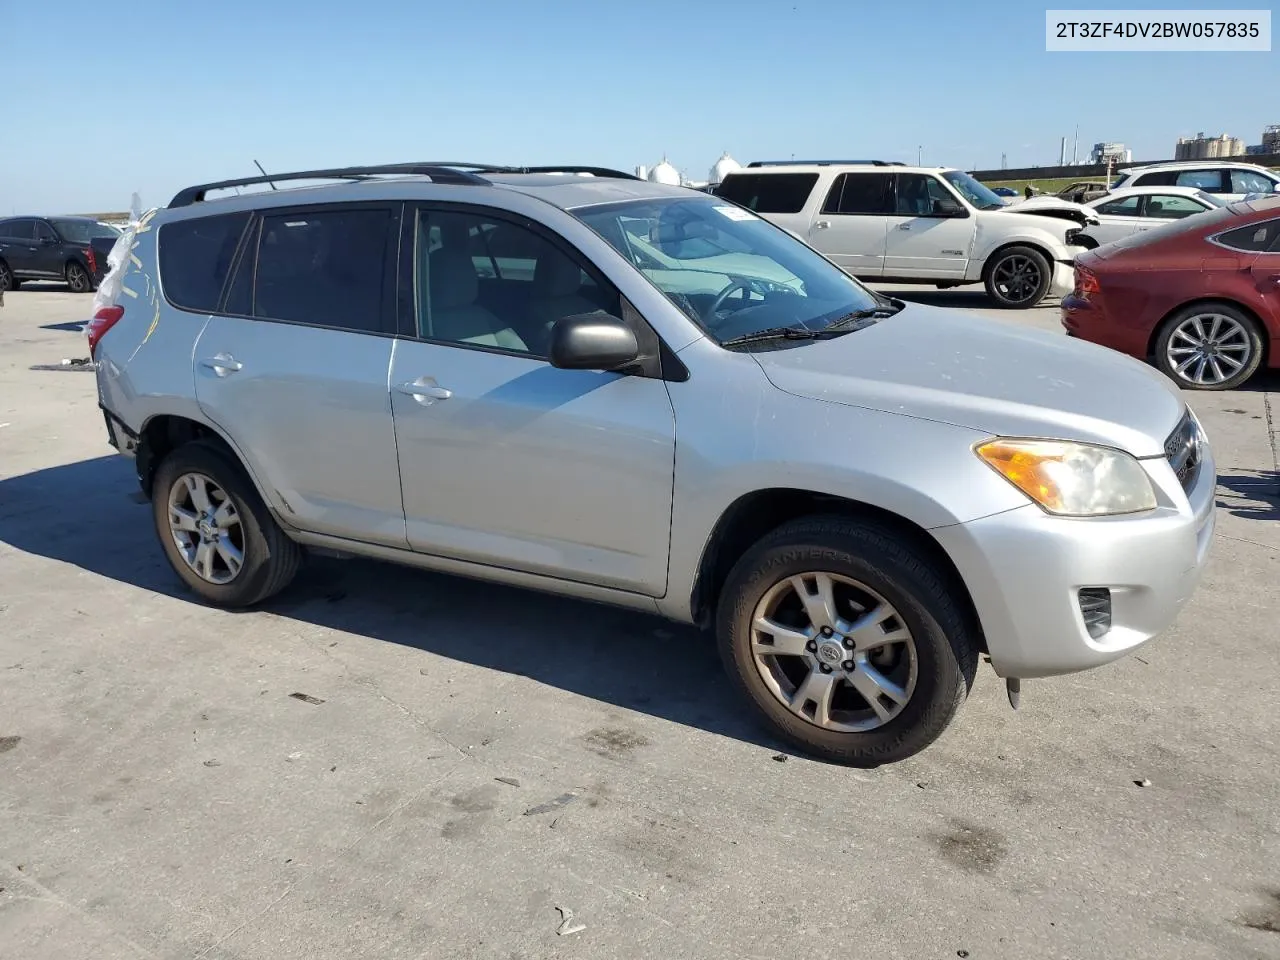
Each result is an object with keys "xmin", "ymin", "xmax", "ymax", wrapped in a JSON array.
[
  {"xmin": 1165, "ymin": 313, "xmax": 1252, "ymax": 387},
  {"xmin": 991, "ymin": 255, "xmax": 1042, "ymax": 304},
  {"xmin": 0, "ymin": 263, "xmax": 11, "ymax": 292},
  {"xmin": 67, "ymin": 263, "xmax": 90, "ymax": 293},
  {"xmin": 750, "ymin": 572, "xmax": 918, "ymax": 733},
  {"xmin": 167, "ymin": 472, "xmax": 245, "ymax": 584}
]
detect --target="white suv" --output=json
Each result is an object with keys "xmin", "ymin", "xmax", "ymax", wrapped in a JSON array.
[
  {"xmin": 715, "ymin": 161, "xmax": 1090, "ymax": 308},
  {"xmin": 1110, "ymin": 161, "xmax": 1280, "ymax": 204}
]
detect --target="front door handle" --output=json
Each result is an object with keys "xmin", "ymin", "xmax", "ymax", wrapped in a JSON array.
[
  {"xmin": 200, "ymin": 353, "xmax": 242, "ymax": 377},
  {"xmin": 813, "ymin": 220, "xmax": 830, "ymax": 230},
  {"xmin": 396, "ymin": 377, "xmax": 452, "ymax": 404},
  {"xmin": 897, "ymin": 223, "xmax": 912, "ymax": 230}
]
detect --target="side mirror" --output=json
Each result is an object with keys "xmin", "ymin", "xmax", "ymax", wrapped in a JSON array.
[
  {"xmin": 933, "ymin": 197, "xmax": 964, "ymax": 217},
  {"xmin": 549, "ymin": 313, "xmax": 639, "ymax": 372}
]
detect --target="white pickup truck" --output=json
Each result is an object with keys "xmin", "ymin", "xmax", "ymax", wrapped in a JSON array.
[{"xmin": 715, "ymin": 161, "xmax": 1094, "ymax": 308}]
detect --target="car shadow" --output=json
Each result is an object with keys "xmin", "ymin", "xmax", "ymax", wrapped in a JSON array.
[
  {"xmin": 1216, "ymin": 472, "xmax": 1280, "ymax": 522},
  {"xmin": 40, "ymin": 320, "xmax": 88, "ymax": 332},
  {"xmin": 0, "ymin": 455, "xmax": 782, "ymax": 752}
]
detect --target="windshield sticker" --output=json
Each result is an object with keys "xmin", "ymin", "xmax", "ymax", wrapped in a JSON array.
[{"xmin": 713, "ymin": 205, "xmax": 757, "ymax": 222}]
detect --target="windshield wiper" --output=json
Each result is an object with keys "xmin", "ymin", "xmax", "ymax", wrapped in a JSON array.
[
  {"xmin": 720, "ymin": 326, "xmax": 830, "ymax": 347},
  {"xmin": 823, "ymin": 304, "xmax": 902, "ymax": 332}
]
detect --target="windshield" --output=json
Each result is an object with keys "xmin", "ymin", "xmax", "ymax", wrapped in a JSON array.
[
  {"xmin": 51, "ymin": 219, "xmax": 122, "ymax": 242},
  {"xmin": 941, "ymin": 171, "xmax": 1004, "ymax": 211},
  {"xmin": 573, "ymin": 197, "xmax": 883, "ymax": 344}
]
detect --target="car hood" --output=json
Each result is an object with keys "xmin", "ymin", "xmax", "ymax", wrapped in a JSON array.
[
  {"xmin": 993, "ymin": 199, "xmax": 1099, "ymax": 226},
  {"xmin": 753, "ymin": 304, "xmax": 1183, "ymax": 457}
]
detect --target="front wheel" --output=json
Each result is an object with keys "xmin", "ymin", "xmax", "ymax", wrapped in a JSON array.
[
  {"xmin": 66, "ymin": 260, "xmax": 92, "ymax": 293},
  {"xmin": 983, "ymin": 245, "xmax": 1052, "ymax": 309},
  {"xmin": 1154, "ymin": 303, "xmax": 1264, "ymax": 390},
  {"xmin": 0, "ymin": 261, "xmax": 16, "ymax": 292},
  {"xmin": 152, "ymin": 441, "xmax": 302, "ymax": 607},
  {"xmin": 716, "ymin": 517, "xmax": 978, "ymax": 766}
]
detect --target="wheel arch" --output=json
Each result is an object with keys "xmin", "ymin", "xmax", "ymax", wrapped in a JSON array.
[
  {"xmin": 688, "ymin": 487, "xmax": 986, "ymax": 652},
  {"xmin": 1146, "ymin": 297, "xmax": 1270, "ymax": 364},
  {"xmin": 135, "ymin": 413, "xmax": 267, "ymax": 504}
]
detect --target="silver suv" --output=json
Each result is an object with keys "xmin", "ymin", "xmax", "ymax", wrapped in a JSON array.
[{"xmin": 89, "ymin": 162, "xmax": 1216, "ymax": 765}]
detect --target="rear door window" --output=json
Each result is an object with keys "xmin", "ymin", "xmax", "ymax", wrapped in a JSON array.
[
  {"xmin": 1132, "ymin": 171, "xmax": 1178, "ymax": 187},
  {"xmin": 252, "ymin": 207, "xmax": 396, "ymax": 333},
  {"xmin": 1175, "ymin": 170, "xmax": 1226, "ymax": 192},
  {"xmin": 823, "ymin": 173, "xmax": 894, "ymax": 215},
  {"xmin": 715, "ymin": 173, "xmax": 819, "ymax": 214},
  {"xmin": 159, "ymin": 213, "xmax": 252, "ymax": 313}
]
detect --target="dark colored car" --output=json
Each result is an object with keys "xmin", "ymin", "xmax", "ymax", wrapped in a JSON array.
[
  {"xmin": 0, "ymin": 216, "xmax": 122, "ymax": 293},
  {"xmin": 1062, "ymin": 195, "xmax": 1280, "ymax": 390},
  {"xmin": 1057, "ymin": 181, "xmax": 1111, "ymax": 204}
]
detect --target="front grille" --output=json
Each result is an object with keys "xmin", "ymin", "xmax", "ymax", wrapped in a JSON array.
[
  {"xmin": 1078, "ymin": 588, "xmax": 1112, "ymax": 640},
  {"xmin": 1164, "ymin": 412, "xmax": 1201, "ymax": 493}
]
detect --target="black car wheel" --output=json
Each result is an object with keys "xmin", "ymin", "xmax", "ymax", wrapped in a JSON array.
[
  {"xmin": 0, "ymin": 261, "xmax": 16, "ymax": 292},
  {"xmin": 66, "ymin": 261, "xmax": 92, "ymax": 293},
  {"xmin": 984, "ymin": 245, "xmax": 1052, "ymax": 309}
]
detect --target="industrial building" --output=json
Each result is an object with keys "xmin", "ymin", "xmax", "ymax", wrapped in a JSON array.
[{"xmin": 1174, "ymin": 132, "xmax": 1246, "ymax": 160}]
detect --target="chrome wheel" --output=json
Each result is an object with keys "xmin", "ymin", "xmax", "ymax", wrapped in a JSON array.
[
  {"xmin": 991, "ymin": 254, "xmax": 1043, "ymax": 305},
  {"xmin": 1165, "ymin": 313, "xmax": 1252, "ymax": 386},
  {"xmin": 750, "ymin": 572, "xmax": 918, "ymax": 733},
  {"xmin": 167, "ymin": 472, "xmax": 245, "ymax": 584}
]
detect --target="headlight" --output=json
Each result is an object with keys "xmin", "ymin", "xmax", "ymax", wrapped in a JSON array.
[{"xmin": 975, "ymin": 439, "xmax": 1157, "ymax": 516}]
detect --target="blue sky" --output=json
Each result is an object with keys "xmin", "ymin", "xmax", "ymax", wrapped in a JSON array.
[{"xmin": 3, "ymin": 0, "xmax": 1274, "ymax": 214}]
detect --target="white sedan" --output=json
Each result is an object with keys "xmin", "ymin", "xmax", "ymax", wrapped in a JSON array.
[{"xmin": 1074, "ymin": 186, "xmax": 1223, "ymax": 248}]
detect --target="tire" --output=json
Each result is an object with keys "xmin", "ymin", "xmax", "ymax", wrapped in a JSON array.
[
  {"xmin": 1153, "ymin": 302, "xmax": 1264, "ymax": 391},
  {"xmin": 152, "ymin": 440, "xmax": 302, "ymax": 607},
  {"xmin": 65, "ymin": 260, "xmax": 93, "ymax": 293},
  {"xmin": 0, "ymin": 261, "xmax": 15, "ymax": 292},
  {"xmin": 716, "ymin": 516, "xmax": 978, "ymax": 767},
  {"xmin": 983, "ymin": 245, "xmax": 1052, "ymax": 309}
]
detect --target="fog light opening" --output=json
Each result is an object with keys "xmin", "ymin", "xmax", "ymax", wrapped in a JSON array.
[{"xmin": 1078, "ymin": 587, "xmax": 1112, "ymax": 640}]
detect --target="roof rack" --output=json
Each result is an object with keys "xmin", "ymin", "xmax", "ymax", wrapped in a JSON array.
[
  {"xmin": 746, "ymin": 160, "xmax": 907, "ymax": 168},
  {"xmin": 169, "ymin": 162, "xmax": 641, "ymax": 207}
]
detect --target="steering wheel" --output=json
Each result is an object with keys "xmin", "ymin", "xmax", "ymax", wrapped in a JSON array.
[{"xmin": 703, "ymin": 280, "xmax": 755, "ymax": 325}]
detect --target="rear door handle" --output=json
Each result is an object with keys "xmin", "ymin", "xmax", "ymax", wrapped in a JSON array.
[
  {"xmin": 396, "ymin": 377, "xmax": 452, "ymax": 404},
  {"xmin": 200, "ymin": 353, "xmax": 242, "ymax": 376},
  {"xmin": 897, "ymin": 223, "xmax": 912, "ymax": 230},
  {"xmin": 813, "ymin": 220, "xmax": 830, "ymax": 230}
]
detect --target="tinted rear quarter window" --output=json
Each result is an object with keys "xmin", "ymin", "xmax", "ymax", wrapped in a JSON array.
[
  {"xmin": 1215, "ymin": 218, "xmax": 1280, "ymax": 252},
  {"xmin": 159, "ymin": 213, "xmax": 251, "ymax": 313},
  {"xmin": 715, "ymin": 173, "xmax": 819, "ymax": 214},
  {"xmin": 0, "ymin": 219, "xmax": 34, "ymax": 240},
  {"xmin": 253, "ymin": 208, "xmax": 392, "ymax": 332}
]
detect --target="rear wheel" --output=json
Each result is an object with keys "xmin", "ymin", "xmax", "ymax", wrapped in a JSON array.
[
  {"xmin": 716, "ymin": 516, "xmax": 978, "ymax": 766},
  {"xmin": 983, "ymin": 245, "xmax": 1051, "ymax": 309},
  {"xmin": 65, "ymin": 261, "xmax": 92, "ymax": 293},
  {"xmin": 1154, "ymin": 303, "xmax": 1263, "ymax": 390},
  {"xmin": 152, "ymin": 441, "xmax": 302, "ymax": 607},
  {"xmin": 0, "ymin": 261, "xmax": 16, "ymax": 292}
]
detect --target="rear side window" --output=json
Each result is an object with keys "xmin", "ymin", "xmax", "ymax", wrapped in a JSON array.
[
  {"xmin": 1095, "ymin": 195, "xmax": 1141, "ymax": 216},
  {"xmin": 1215, "ymin": 218, "xmax": 1280, "ymax": 252},
  {"xmin": 823, "ymin": 173, "xmax": 894, "ymax": 215},
  {"xmin": 1231, "ymin": 170, "xmax": 1276, "ymax": 194},
  {"xmin": 159, "ymin": 213, "xmax": 251, "ymax": 313},
  {"xmin": 715, "ymin": 173, "xmax": 818, "ymax": 214},
  {"xmin": 253, "ymin": 208, "xmax": 392, "ymax": 333},
  {"xmin": 1175, "ymin": 170, "xmax": 1225, "ymax": 192}
]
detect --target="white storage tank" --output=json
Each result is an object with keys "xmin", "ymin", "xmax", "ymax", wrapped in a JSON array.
[{"xmin": 708, "ymin": 152, "xmax": 741, "ymax": 185}]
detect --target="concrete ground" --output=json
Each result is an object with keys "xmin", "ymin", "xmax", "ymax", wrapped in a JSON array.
[{"xmin": 1, "ymin": 281, "xmax": 1278, "ymax": 960}]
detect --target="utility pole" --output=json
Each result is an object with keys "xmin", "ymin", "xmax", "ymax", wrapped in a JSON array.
[{"xmin": 917, "ymin": 145, "xmax": 922, "ymax": 166}]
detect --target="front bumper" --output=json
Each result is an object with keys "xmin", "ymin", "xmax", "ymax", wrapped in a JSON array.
[
  {"xmin": 1049, "ymin": 259, "xmax": 1078, "ymax": 299},
  {"xmin": 933, "ymin": 434, "xmax": 1215, "ymax": 678}
]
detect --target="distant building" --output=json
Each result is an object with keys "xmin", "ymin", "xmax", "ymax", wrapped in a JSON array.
[
  {"xmin": 1174, "ymin": 132, "xmax": 1245, "ymax": 160},
  {"xmin": 1091, "ymin": 142, "xmax": 1132, "ymax": 165},
  {"xmin": 1246, "ymin": 144, "xmax": 1267, "ymax": 156},
  {"xmin": 1262, "ymin": 125, "xmax": 1280, "ymax": 154}
]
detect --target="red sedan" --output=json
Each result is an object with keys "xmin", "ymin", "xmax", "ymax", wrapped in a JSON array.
[{"xmin": 1062, "ymin": 196, "xmax": 1280, "ymax": 390}]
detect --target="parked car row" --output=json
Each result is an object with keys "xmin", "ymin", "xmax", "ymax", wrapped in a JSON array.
[
  {"xmin": 86, "ymin": 161, "xmax": 1214, "ymax": 765},
  {"xmin": 1064, "ymin": 194, "xmax": 1280, "ymax": 391},
  {"xmin": 714, "ymin": 161, "xmax": 1092, "ymax": 309},
  {"xmin": 0, "ymin": 216, "xmax": 121, "ymax": 293}
]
